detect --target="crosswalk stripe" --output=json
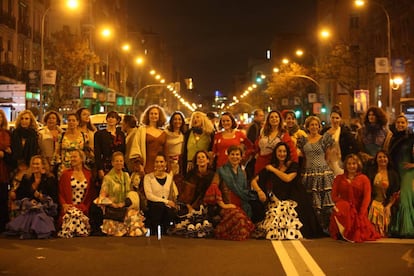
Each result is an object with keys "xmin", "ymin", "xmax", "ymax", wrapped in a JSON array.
[
  {"xmin": 272, "ymin": 240, "xmax": 299, "ymax": 275},
  {"xmin": 291, "ymin": 240, "xmax": 325, "ymax": 276},
  {"xmin": 272, "ymin": 240, "xmax": 325, "ymax": 276}
]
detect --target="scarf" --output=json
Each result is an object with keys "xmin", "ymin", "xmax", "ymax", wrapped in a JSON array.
[
  {"xmin": 287, "ymin": 124, "xmax": 299, "ymax": 137},
  {"xmin": 218, "ymin": 163, "xmax": 256, "ymax": 217},
  {"xmin": 11, "ymin": 127, "xmax": 38, "ymax": 166},
  {"xmin": 362, "ymin": 124, "xmax": 387, "ymax": 147},
  {"xmin": 191, "ymin": 127, "xmax": 203, "ymax": 135}
]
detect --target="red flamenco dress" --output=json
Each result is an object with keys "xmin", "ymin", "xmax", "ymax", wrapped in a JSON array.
[
  {"xmin": 204, "ymin": 164, "xmax": 255, "ymax": 241},
  {"xmin": 329, "ymin": 173, "xmax": 381, "ymax": 242}
]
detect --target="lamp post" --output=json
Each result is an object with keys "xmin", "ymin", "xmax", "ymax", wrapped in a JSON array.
[
  {"xmin": 101, "ymin": 28, "xmax": 112, "ymax": 88},
  {"xmin": 39, "ymin": 0, "xmax": 79, "ymax": 119},
  {"xmin": 39, "ymin": 7, "xmax": 51, "ymax": 119},
  {"xmin": 355, "ymin": 0, "xmax": 392, "ymax": 112}
]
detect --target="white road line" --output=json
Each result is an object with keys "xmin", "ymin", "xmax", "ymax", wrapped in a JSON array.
[
  {"xmin": 291, "ymin": 240, "xmax": 325, "ymax": 276},
  {"xmin": 272, "ymin": 240, "xmax": 299, "ymax": 276}
]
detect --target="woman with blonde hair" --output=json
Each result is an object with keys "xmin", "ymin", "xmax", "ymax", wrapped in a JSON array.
[
  {"xmin": 329, "ymin": 154, "xmax": 380, "ymax": 242},
  {"xmin": 7, "ymin": 155, "xmax": 58, "ymax": 239},
  {"xmin": 182, "ymin": 111, "xmax": 214, "ymax": 175},
  {"xmin": 11, "ymin": 110, "xmax": 39, "ymax": 168},
  {"xmin": 297, "ymin": 115, "xmax": 335, "ymax": 234}
]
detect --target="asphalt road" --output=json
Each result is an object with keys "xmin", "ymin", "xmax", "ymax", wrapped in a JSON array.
[{"xmin": 0, "ymin": 236, "xmax": 413, "ymax": 276}]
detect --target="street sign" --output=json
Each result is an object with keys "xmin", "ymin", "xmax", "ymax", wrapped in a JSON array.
[
  {"xmin": 375, "ymin": 57, "xmax": 389, "ymax": 73},
  {"xmin": 392, "ymin": 58, "xmax": 405, "ymax": 73},
  {"xmin": 354, "ymin": 90, "xmax": 369, "ymax": 113}
]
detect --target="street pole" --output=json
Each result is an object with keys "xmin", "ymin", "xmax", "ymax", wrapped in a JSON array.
[
  {"xmin": 132, "ymin": 84, "xmax": 169, "ymax": 116},
  {"xmin": 39, "ymin": 6, "xmax": 51, "ymax": 120},
  {"xmin": 381, "ymin": 5, "xmax": 393, "ymax": 114},
  {"xmin": 361, "ymin": 1, "xmax": 392, "ymax": 112}
]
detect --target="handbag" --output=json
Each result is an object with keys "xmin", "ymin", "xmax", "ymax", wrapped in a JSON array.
[{"xmin": 103, "ymin": 206, "xmax": 127, "ymax": 222}]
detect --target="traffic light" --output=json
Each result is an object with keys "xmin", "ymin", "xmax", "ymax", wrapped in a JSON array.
[
  {"xmin": 295, "ymin": 109, "xmax": 301, "ymax": 118},
  {"xmin": 321, "ymin": 106, "xmax": 327, "ymax": 114},
  {"xmin": 255, "ymin": 71, "xmax": 265, "ymax": 84}
]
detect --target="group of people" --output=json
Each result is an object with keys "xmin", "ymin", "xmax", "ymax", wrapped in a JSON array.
[{"xmin": 0, "ymin": 103, "xmax": 413, "ymax": 242}]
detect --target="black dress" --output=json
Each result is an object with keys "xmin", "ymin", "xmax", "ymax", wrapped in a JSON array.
[
  {"xmin": 94, "ymin": 127, "xmax": 126, "ymax": 174},
  {"xmin": 258, "ymin": 162, "xmax": 324, "ymax": 238}
]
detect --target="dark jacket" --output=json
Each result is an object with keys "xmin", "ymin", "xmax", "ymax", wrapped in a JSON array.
[{"xmin": 321, "ymin": 124, "xmax": 360, "ymax": 162}]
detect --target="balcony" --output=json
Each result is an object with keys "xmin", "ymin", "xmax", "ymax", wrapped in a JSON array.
[
  {"xmin": 18, "ymin": 21, "xmax": 32, "ymax": 38},
  {"xmin": 0, "ymin": 13, "xmax": 16, "ymax": 29}
]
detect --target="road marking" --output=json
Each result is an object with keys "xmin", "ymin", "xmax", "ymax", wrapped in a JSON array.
[
  {"xmin": 272, "ymin": 240, "xmax": 299, "ymax": 275},
  {"xmin": 272, "ymin": 240, "xmax": 325, "ymax": 276},
  {"xmin": 291, "ymin": 240, "xmax": 325, "ymax": 276}
]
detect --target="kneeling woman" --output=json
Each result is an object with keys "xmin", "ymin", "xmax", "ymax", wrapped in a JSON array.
[
  {"xmin": 90, "ymin": 152, "xmax": 146, "ymax": 236},
  {"xmin": 251, "ymin": 142, "xmax": 321, "ymax": 239},
  {"xmin": 7, "ymin": 155, "xmax": 57, "ymax": 239},
  {"xmin": 58, "ymin": 149, "xmax": 96, "ymax": 238},
  {"xmin": 204, "ymin": 145, "xmax": 258, "ymax": 241},
  {"xmin": 329, "ymin": 154, "xmax": 381, "ymax": 242},
  {"xmin": 143, "ymin": 152, "xmax": 179, "ymax": 235}
]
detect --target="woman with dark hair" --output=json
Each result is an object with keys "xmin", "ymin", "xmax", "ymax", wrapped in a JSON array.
[
  {"xmin": 180, "ymin": 150, "xmax": 215, "ymax": 212},
  {"xmin": 366, "ymin": 150, "xmax": 400, "ymax": 237},
  {"xmin": 282, "ymin": 110, "xmax": 307, "ymax": 148},
  {"xmin": 165, "ymin": 111, "xmax": 186, "ymax": 176},
  {"xmin": 11, "ymin": 110, "xmax": 39, "ymax": 168},
  {"xmin": 7, "ymin": 155, "xmax": 58, "ymax": 239},
  {"xmin": 357, "ymin": 106, "xmax": 392, "ymax": 162},
  {"xmin": 143, "ymin": 152, "xmax": 178, "ymax": 235},
  {"xmin": 76, "ymin": 108, "xmax": 96, "ymax": 170},
  {"xmin": 0, "ymin": 110, "xmax": 12, "ymax": 231},
  {"xmin": 94, "ymin": 111, "xmax": 126, "ymax": 181},
  {"xmin": 329, "ymin": 154, "xmax": 380, "ymax": 242},
  {"xmin": 321, "ymin": 105, "xmax": 360, "ymax": 176},
  {"xmin": 54, "ymin": 113, "xmax": 88, "ymax": 177},
  {"xmin": 212, "ymin": 112, "xmax": 254, "ymax": 169},
  {"xmin": 131, "ymin": 105, "xmax": 167, "ymax": 174},
  {"xmin": 254, "ymin": 110, "xmax": 297, "ymax": 175},
  {"xmin": 204, "ymin": 145, "xmax": 256, "ymax": 240},
  {"xmin": 251, "ymin": 142, "xmax": 322, "ymax": 239},
  {"xmin": 168, "ymin": 150, "xmax": 215, "ymax": 237},
  {"xmin": 386, "ymin": 114, "xmax": 414, "ymax": 237},
  {"xmin": 38, "ymin": 110, "xmax": 63, "ymax": 164}
]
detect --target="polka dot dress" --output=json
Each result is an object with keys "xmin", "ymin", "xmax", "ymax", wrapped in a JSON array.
[
  {"xmin": 58, "ymin": 176, "xmax": 90, "ymax": 238},
  {"xmin": 71, "ymin": 176, "xmax": 87, "ymax": 204}
]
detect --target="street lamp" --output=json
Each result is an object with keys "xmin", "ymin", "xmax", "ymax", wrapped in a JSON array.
[
  {"xmin": 40, "ymin": 0, "xmax": 79, "ymax": 119},
  {"xmin": 354, "ymin": 0, "xmax": 392, "ymax": 112},
  {"xmin": 100, "ymin": 28, "xmax": 112, "ymax": 87}
]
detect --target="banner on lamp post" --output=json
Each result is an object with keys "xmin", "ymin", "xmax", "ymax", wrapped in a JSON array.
[
  {"xmin": 354, "ymin": 90, "xmax": 369, "ymax": 113},
  {"xmin": 375, "ymin": 57, "xmax": 389, "ymax": 74},
  {"xmin": 42, "ymin": 70, "xmax": 57, "ymax": 85}
]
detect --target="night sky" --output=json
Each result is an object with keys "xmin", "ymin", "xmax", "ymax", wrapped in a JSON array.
[{"xmin": 128, "ymin": 0, "xmax": 317, "ymax": 98}]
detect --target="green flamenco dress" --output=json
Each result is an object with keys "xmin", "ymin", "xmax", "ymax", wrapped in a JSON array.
[{"xmin": 389, "ymin": 133, "xmax": 414, "ymax": 237}]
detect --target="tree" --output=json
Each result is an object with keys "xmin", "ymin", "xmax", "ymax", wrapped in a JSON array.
[
  {"xmin": 316, "ymin": 43, "xmax": 359, "ymax": 94},
  {"xmin": 264, "ymin": 62, "xmax": 317, "ymax": 110},
  {"xmin": 44, "ymin": 26, "xmax": 99, "ymax": 111}
]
